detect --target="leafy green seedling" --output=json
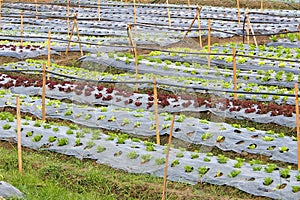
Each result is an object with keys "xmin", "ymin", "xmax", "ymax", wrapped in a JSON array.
[
  {"xmin": 171, "ymin": 159, "xmax": 180, "ymax": 167},
  {"xmin": 2, "ymin": 123, "xmax": 11, "ymax": 130},
  {"xmin": 263, "ymin": 177, "xmax": 273, "ymax": 186},
  {"xmin": 57, "ymin": 138, "xmax": 68, "ymax": 146},
  {"xmin": 52, "ymin": 127, "xmax": 59, "ymax": 132},
  {"xmin": 48, "ymin": 136, "xmax": 57, "ymax": 142},
  {"xmin": 191, "ymin": 153, "xmax": 199, "ymax": 159},
  {"xmin": 280, "ymin": 168, "xmax": 291, "ymax": 178},
  {"xmin": 66, "ymin": 129, "xmax": 74, "ymax": 135},
  {"xmin": 228, "ymin": 170, "xmax": 241, "ymax": 178},
  {"xmin": 184, "ymin": 165, "xmax": 194, "ymax": 173},
  {"xmin": 217, "ymin": 154, "xmax": 229, "ymax": 164},
  {"xmin": 247, "ymin": 144, "xmax": 257, "ymax": 149},
  {"xmin": 155, "ymin": 158, "xmax": 166, "ymax": 165},
  {"xmin": 198, "ymin": 166, "xmax": 209, "ymax": 177},
  {"xmin": 86, "ymin": 141, "xmax": 95, "ymax": 149},
  {"xmin": 201, "ymin": 132, "xmax": 213, "ymax": 141},
  {"xmin": 252, "ymin": 165, "xmax": 262, "ymax": 171},
  {"xmin": 75, "ymin": 139, "xmax": 81, "ymax": 146},
  {"xmin": 126, "ymin": 151, "xmax": 139, "ymax": 159},
  {"xmin": 279, "ymin": 146, "xmax": 289, "ymax": 153},
  {"xmin": 141, "ymin": 154, "xmax": 152, "ymax": 164},
  {"xmin": 292, "ymin": 186, "xmax": 300, "ymax": 193},
  {"xmin": 25, "ymin": 131, "xmax": 33, "ymax": 137},
  {"xmin": 264, "ymin": 164, "xmax": 277, "ymax": 173},
  {"xmin": 176, "ymin": 152, "xmax": 184, "ymax": 158},
  {"xmin": 96, "ymin": 145, "xmax": 106, "ymax": 153},
  {"xmin": 32, "ymin": 134, "xmax": 42, "ymax": 142}
]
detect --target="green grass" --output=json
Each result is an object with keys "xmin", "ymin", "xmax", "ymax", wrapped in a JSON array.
[{"xmin": 0, "ymin": 141, "xmax": 270, "ymax": 200}]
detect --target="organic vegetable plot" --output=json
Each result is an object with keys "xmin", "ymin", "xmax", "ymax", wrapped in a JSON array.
[{"xmin": 0, "ymin": 0, "xmax": 300, "ymax": 199}]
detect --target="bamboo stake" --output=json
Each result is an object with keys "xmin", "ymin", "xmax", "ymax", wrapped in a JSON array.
[
  {"xmin": 47, "ymin": 30, "xmax": 51, "ymax": 80},
  {"xmin": 67, "ymin": 0, "xmax": 70, "ymax": 35},
  {"xmin": 196, "ymin": 6, "xmax": 202, "ymax": 48},
  {"xmin": 207, "ymin": 19, "xmax": 211, "ymax": 68},
  {"xmin": 74, "ymin": 14, "xmax": 83, "ymax": 56},
  {"xmin": 35, "ymin": 0, "xmax": 38, "ymax": 19},
  {"xmin": 295, "ymin": 83, "xmax": 300, "ymax": 170},
  {"xmin": 246, "ymin": 8, "xmax": 250, "ymax": 44},
  {"xmin": 16, "ymin": 96, "xmax": 22, "ymax": 175},
  {"xmin": 166, "ymin": 0, "xmax": 171, "ymax": 27},
  {"xmin": 133, "ymin": 41, "xmax": 139, "ymax": 92},
  {"xmin": 161, "ymin": 114, "xmax": 175, "ymax": 200},
  {"xmin": 248, "ymin": 18, "xmax": 258, "ymax": 47},
  {"xmin": 0, "ymin": 0, "xmax": 3, "ymax": 31},
  {"xmin": 236, "ymin": 0, "xmax": 240, "ymax": 27},
  {"xmin": 127, "ymin": 24, "xmax": 133, "ymax": 53},
  {"xmin": 97, "ymin": 0, "xmax": 101, "ymax": 21},
  {"xmin": 153, "ymin": 76, "xmax": 160, "ymax": 145},
  {"xmin": 65, "ymin": 15, "xmax": 77, "ymax": 56},
  {"xmin": 20, "ymin": 10, "xmax": 23, "ymax": 46},
  {"xmin": 260, "ymin": 0, "xmax": 263, "ymax": 12},
  {"xmin": 183, "ymin": 6, "xmax": 202, "ymax": 39},
  {"xmin": 187, "ymin": 0, "xmax": 190, "ymax": 12},
  {"xmin": 233, "ymin": 48, "xmax": 237, "ymax": 100},
  {"xmin": 133, "ymin": 0, "xmax": 137, "ymax": 29},
  {"xmin": 42, "ymin": 63, "xmax": 46, "ymax": 122}
]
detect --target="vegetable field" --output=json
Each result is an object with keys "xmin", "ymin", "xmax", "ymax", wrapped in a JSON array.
[{"xmin": 0, "ymin": 0, "xmax": 300, "ymax": 199}]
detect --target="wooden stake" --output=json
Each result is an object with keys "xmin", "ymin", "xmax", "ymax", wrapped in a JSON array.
[
  {"xmin": 236, "ymin": 0, "xmax": 240, "ymax": 27},
  {"xmin": 65, "ymin": 14, "xmax": 77, "ymax": 56},
  {"xmin": 42, "ymin": 63, "xmax": 46, "ymax": 122},
  {"xmin": 248, "ymin": 18, "xmax": 258, "ymax": 47},
  {"xmin": 16, "ymin": 96, "xmax": 22, "ymax": 175},
  {"xmin": 196, "ymin": 7, "xmax": 202, "ymax": 48},
  {"xmin": 246, "ymin": 8, "xmax": 250, "ymax": 45},
  {"xmin": 207, "ymin": 19, "xmax": 211, "ymax": 68},
  {"xmin": 295, "ymin": 83, "xmax": 300, "ymax": 170},
  {"xmin": 97, "ymin": 0, "xmax": 101, "ymax": 21},
  {"xmin": 161, "ymin": 114, "xmax": 175, "ymax": 200},
  {"xmin": 74, "ymin": 14, "xmax": 83, "ymax": 56},
  {"xmin": 47, "ymin": 30, "xmax": 51, "ymax": 80},
  {"xmin": 166, "ymin": 0, "xmax": 171, "ymax": 27},
  {"xmin": 133, "ymin": 41, "xmax": 139, "ymax": 92},
  {"xmin": 260, "ymin": 0, "xmax": 263, "ymax": 12},
  {"xmin": 127, "ymin": 24, "xmax": 133, "ymax": 53},
  {"xmin": 35, "ymin": 0, "xmax": 38, "ymax": 19},
  {"xmin": 133, "ymin": 0, "xmax": 137, "ymax": 28},
  {"xmin": 183, "ymin": 6, "xmax": 202, "ymax": 39},
  {"xmin": 187, "ymin": 0, "xmax": 190, "ymax": 12},
  {"xmin": 0, "ymin": 0, "xmax": 2, "ymax": 31},
  {"xmin": 67, "ymin": 0, "xmax": 70, "ymax": 35},
  {"xmin": 233, "ymin": 48, "xmax": 237, "ymax": 100},
  {"xmin": 20, "ymin": 10, "xmax": 23, "ymax": 46},
  {"xmin": 153, "ymin": 76, "xmax": 160, "ymax": 145}
]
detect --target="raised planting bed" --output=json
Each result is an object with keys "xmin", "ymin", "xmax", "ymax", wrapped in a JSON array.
[
  {"xmin": 1, "ymin": 1, "xmax": 300, "ymax": 47},
  {"xmin": 0, "ymin": 86, "xmax": 298, "ymax": 164},
  {"xmin": 0, "ymin": 112, "xmax": 299, "ymax": 200},
  {"xmin": 2, "ymin": 58, "xmax": 298, "ymax": 106}
]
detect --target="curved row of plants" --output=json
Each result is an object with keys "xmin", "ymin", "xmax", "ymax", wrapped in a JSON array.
[
  {"xmin": 1, "ymin": 1, "xmax": 299, "ymax": 46},
  {"xmin": 1, "ymin": 57, "xmax": 297, "ymax": 106},
  {"xmin": 0, "ymin": 111, "xmax": 299, "ymax": 199},
  {"xmin": 0, "ymin": 87, "xmax": 297, "ymax": 164},
  {"xmin": 0, "ymin": 71, "xmax": 299, "ymax": 126}
]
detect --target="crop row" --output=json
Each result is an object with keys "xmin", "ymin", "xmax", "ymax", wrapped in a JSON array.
[{"xmin": 0, "ymin": 111, "xmax": 299, "ymax": 199}]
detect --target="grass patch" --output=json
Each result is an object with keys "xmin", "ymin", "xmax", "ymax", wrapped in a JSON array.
[{"xmin": 0, "ymin": 141, "xmax": 270, "ymax": 199}]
